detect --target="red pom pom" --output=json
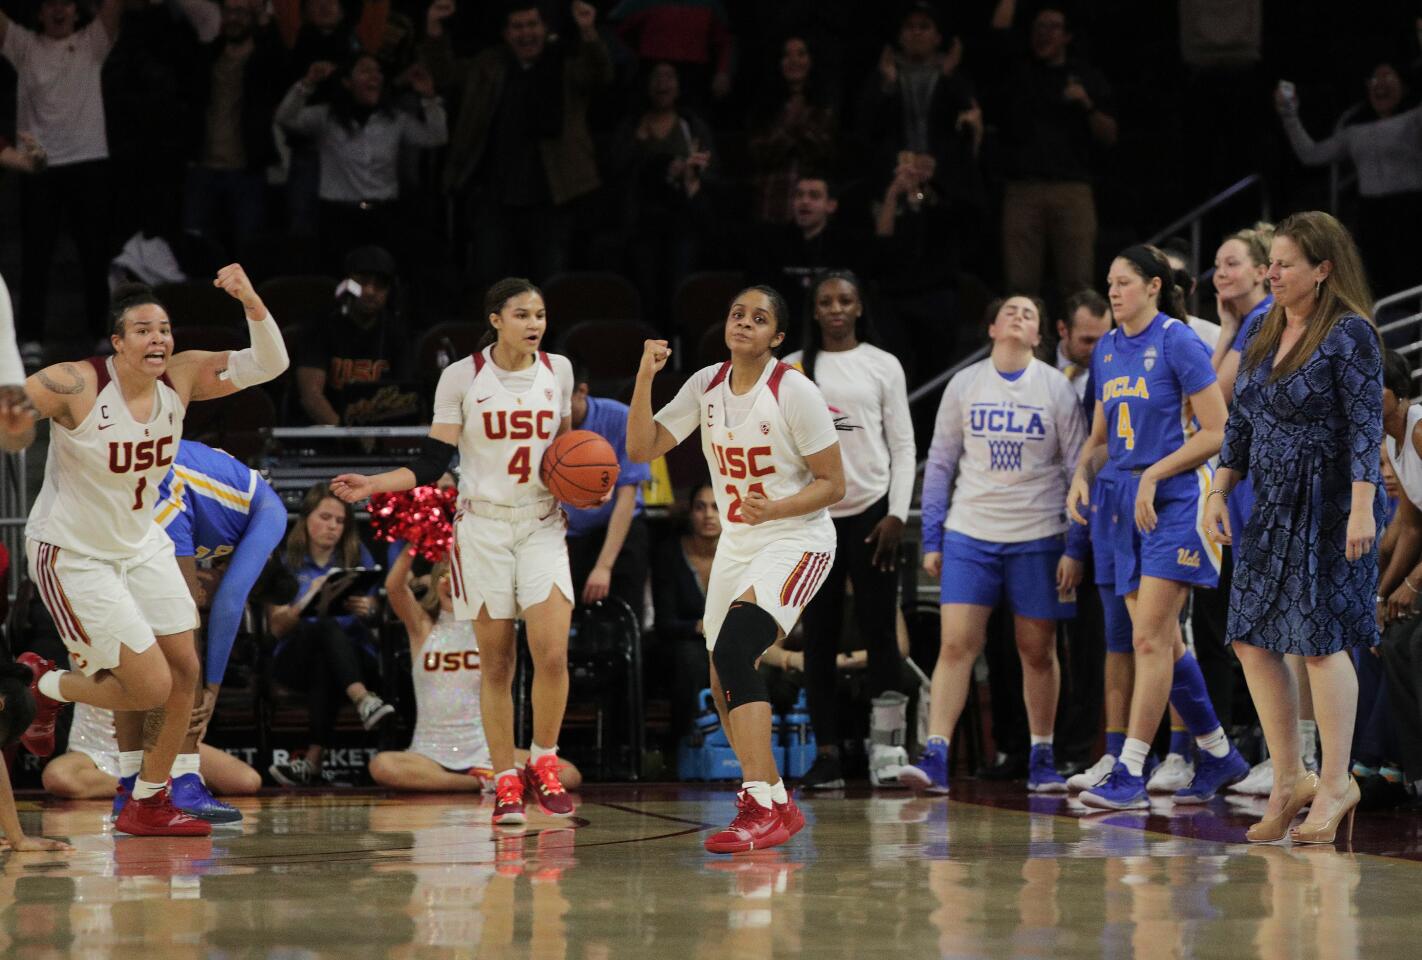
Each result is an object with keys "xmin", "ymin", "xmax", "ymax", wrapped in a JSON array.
[{"xmin": 368, "ymin": 485, "xmax": 459, "ymax": 562}]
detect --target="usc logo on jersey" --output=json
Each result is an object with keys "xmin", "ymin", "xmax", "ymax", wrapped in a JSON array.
[
  {"xmin": 423, "ymin": 651, "xmax": 481, "ymax": 672},
  {"xmin": 483, "ymin": 409, "xmax": 555, "ymax": 440},
  {"xmin": 108, "ymin": 437, "xmax": 174, "ymax": 473},
  {"xmin": 712, "ymin": 444, "xmax": 776, "ymax": 479}
]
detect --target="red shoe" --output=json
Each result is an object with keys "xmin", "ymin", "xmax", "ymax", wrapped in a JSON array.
[
  {"xmin": 704, "ymin": 791, "xmax": 790, "ymax": 855},
  {"xmin": 114, "ymin": 786, "xmax": 213, "ymax": 837},
  {"xmin": 17, "ymin": 652, "xmax": 65, "ymax": 758},
  {"xmin": 775, "ymin": 793, "xmax": 805, "ymax": 839},
  {"xmin": 522, "ymin": 755, "xmax": 574, "ymax": 817},
  {"xmin": 492, "ymin": 773, "xmax": 527, "ymax": 826}
]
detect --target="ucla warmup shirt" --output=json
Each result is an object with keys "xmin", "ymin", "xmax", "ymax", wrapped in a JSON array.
[{"xmin": 154, "ymin": 440, "xmax": 288, "ymax": 685}]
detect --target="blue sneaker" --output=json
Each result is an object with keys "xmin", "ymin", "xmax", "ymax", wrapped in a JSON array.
[
  {"xmin": 899, "ymin": 739, "xmax": 950, "ymax": 795},
  {"xmin": 170, "ymin": 773, "xmax": 243, "ymax": 824},
  {"xmin": 111, "ymin": 774, "xmax": 136, "ymax": 821},
  {"xmin": 1173, "ymin": 746, "xmax": 1249, "ymax": 804},
  {"xmin": 1027, "ymin": 744, "xmax": 1068, "ymax": 793},
  {"xmin": 1079, "ymin": 762, "xmax": 1149, "ymax": 810}
]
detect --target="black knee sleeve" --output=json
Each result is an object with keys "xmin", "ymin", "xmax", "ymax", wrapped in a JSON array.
[{"xmin": 712, "ymin": 602, "xmax": 779, "ymax": 709}]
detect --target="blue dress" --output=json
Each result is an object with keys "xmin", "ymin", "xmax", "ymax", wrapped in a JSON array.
[{"xmin": 1221, "ymin": 313, "xmax": 1386, "ymax": 655}]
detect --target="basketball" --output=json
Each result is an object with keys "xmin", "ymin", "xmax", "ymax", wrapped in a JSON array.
[{"xmin": 541, "ymin": 430, "xmax": 620, "ymax": 508}]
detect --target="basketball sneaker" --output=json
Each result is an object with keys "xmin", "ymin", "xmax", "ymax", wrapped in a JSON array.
[
  {"xmin": 1173, "ymin": 746, "xmax": 1249, "ymax": 804},
  {"xmin": 17, "ymin": 652, "xmax": 65, "ymax": 757},
  {"xmin": 268, "ymin": 758, "xmax": 318, "ymax": 787},
  {"xmin": 1079, "ymin": 763, "xmax": 1150, "ymax": 810},
  {"xmin": 704, "ymin": 791, "xmax": 789, "ymax": 854},
  {"xmin": 1066, "ymin": 753, "xmax": 1116, "ymax": 792},
  {"xmin": 356, "ymin": 694, "xmax": 396, "ymax": 731},
  {"xmin": 115, "ymin": 785, "xmax": 213, "ymax": 837},
  {"xmin": 493, "ymin": 772, "xmax": 527, "ymax": 826},
  {"xmin": 1147, "ymin": 753, "xmax": 1195, "ymax": 793},
  {"xmin": 899, "ymin": 739, "xmax": 950, "ymax": 795},
  {"xmin": 798, "ymin": 753, "xmax": 845, "ymax": 790},
  {"xmin": 775, "ymin": 793, "xmax": 805, "ymax": 839},
  {"xmin": 1229, "ymin": 758, "xmax": 1274, "ymax": 796},
  {"xmin": 112, "ymin": 774, "xmax": 136, "ymax": 820},
  {"xmin": 1026, "ymin": 744, "xmax": 1068, "ymax": 793},
  {"xmin": 522, "ymin": 755, "xmax": 574, "ymax": 817},
  {"xmin": 868, "ymin": 744, "xmax": 911, "ymax": 788},
  {"xmin": 170, "ymin": 773, "xmax": 243, "ymax": 824}
]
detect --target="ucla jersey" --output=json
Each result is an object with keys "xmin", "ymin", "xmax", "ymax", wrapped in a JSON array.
[
  {"xmin": 1092, "ymin": 313, "xmax": 1216, "ymax": 475},
  {"xmin": 154, "ymin": 440, "xmax": 261, "ymax": 560}
]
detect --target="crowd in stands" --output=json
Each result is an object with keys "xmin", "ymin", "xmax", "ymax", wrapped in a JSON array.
[{"xmin": 3, "ymin": 0, "xmax": 1422, "ymax": 811}]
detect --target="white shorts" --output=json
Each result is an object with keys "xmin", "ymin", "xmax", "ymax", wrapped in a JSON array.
[
  {"xmin": 26, "ymin": 533, "xmax": 199, "ymax": 676},
  {"xmin": 449, "ymin": 511, "xmax": 573, "ymax": 620},
  {"xmin": 66, "ymin": 701, "xmax": 120, "ymax": 777},
  {"xmin": 702, "ymin": 541, "xmax": 836, "ymax": 651}
]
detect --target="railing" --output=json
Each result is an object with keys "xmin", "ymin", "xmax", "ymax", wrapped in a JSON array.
[
  {"xmin": 1146, "ymin": 174, "xmax": 1271, "ymax": 312},
  {"xmin": 1, "ymin": 450, "xmax": 27, "ymax": 600},
  {"xmin": 1377, "ymin": 283, "xmax": 1422, "ymax": 378}
]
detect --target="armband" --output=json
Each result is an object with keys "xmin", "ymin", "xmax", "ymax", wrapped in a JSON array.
[{"xmin": 411, "ymin": 436, "xmax": 458, "ymax": 486}]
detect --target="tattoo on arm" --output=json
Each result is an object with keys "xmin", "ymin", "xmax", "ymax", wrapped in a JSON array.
[{"xmin": 37, "ymin": 364, "xmax": 86, "ymax": 395}]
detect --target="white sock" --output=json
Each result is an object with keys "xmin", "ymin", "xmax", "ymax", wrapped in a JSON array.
[
  {"xmin": 1120, "ymin": 738, "xmax": 1150, "ymax": 777},
  {"xmin": 769, "ymin": 779, "xmax": 788, "ymax": 805},
  {"xmin": 530, "ymin": 742, "xmax": 557, "ymax": 763},
  {"xmin": 119, "ymin": 751, "xmax": 143, "ymax": 779},
  {"xmin": 496, "ymin": 768, "xmax": 520, "ymax": 781},
  {"xmin": 1195, "ymin": 726, "xmax": 1230, "ymax": 759},
  {"xmin": 1298, "ymin": 720, "xmax": 1318, "ymax": 766},
  {"xmin": 37, "ymin": 669, "xmax": 70, "ymax": 702},
  {"xmin": 131, "ymin": 777, "xmax": 165, "ymax": 801},
  {"xmin": 1030, "ymin": 734, "xmax": 1053, "ymax": 747},
  {"xmin": 741, "ymin": 780, "xmax": 773, "ymax": 808},
  {"xmin": 170, "ymin": 753, "xmax": 201, "ymax": 779}
]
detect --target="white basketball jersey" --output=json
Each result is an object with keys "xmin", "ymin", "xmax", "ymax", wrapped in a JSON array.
[
  {"xmin": 659, "ymin": 360, "xmax": 837, "ymax": 562},
  {"xmin": 409, "ymin": 613, "xmax": 490, "ymax": 771},
  {"xmin": 27, "ymin": 357, "xmax": 184, "ymax": 559},
  {"xmin": 435, "ymin": 348, "xmax": 567, "ymax": 508}
]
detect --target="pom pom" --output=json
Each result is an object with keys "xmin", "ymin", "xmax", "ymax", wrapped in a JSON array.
[{"xmin": 368, "ymin": 485, "xmax": 459, "ymax": 562}]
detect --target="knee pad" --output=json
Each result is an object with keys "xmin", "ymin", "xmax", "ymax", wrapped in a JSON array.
[{"xmin": 712, "ymin": 602, "xmax": 779, "ymax": 709}]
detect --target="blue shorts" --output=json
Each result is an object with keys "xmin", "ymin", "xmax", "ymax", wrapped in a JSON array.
[
  {"xmin": 1099, "ymin": 585, "xmax": 1133, "ymax": 653},
  {"xmin": 939, "ymin": 531, "xmax": 1076, "ymax": 620},
  {"xmin": 1090, "ymin": 469, "xmax": 1221, "ymax": 595}
]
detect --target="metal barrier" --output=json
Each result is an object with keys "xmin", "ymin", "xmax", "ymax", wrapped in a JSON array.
[
  {"xmin": 1376, "ymin": 284, "xmax": 1422, "ymax": 378},
  {"xmin": 1146, "ymin": 174, "xmax": 1271, "ymax": 313},
  {"xmin": 261, "ymin": 425, "xmax": 429, "ymax": 505},
  {"xmin": 1, "ymin": 450, "xmax": 27, "ymax": 599}
]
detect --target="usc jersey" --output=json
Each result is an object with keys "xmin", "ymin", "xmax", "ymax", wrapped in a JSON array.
[
  {"xmin": 27, "ymin": 357, "xmax": 184, "ymax": 559},
  {"xmin": 408, "ymin": 614, "xmax": 490, "ymax": 772},
  {"xmin": 656, "ymin": 360, "xmax": 838, "ymax": 561},
  {"xmin": 432, "ymin": 347, "xmax": 574, "ymax": 508}
]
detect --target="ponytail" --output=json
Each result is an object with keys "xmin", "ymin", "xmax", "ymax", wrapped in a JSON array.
[{"xmin": 1116, "ymin": 244, "xmax": 1185, "ymax": 321}]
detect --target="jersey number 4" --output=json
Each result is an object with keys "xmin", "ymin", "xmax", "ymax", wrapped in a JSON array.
[
  {"xmin": 507, "ymin": 447, "xmax": 532, "ymax": 484},
  {"xmin": 725, "ymin": 482, "xmax": 767, "ymax": 523},
  {"xmin": 1116, "ymin": 402, "xmax": 1136, "ymax": 450}
]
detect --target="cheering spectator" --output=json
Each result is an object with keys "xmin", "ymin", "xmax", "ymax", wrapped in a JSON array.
[
  {"xmin": 610, "ymin": 61, "xmax": 716, "ymax": 323},
  {"xmin": 747, "ymin": 35, "xmax": 838, "ymax": 224},
  {"xmin": 275, "ymin": 51, "xmax": 447, "ymax": 274},
  {"xmin": 610, "ymin": 0, "xmax": 734, "ymax": 109},
  {"xmin": 266, "ymin": 483, "xmax": 396, "ymax": 787},
  {"xmin": 422, "ymin": 0, "xmax": 611, "ymax": 288},
  {"xmin": 987, "ymin": 0, "xmax": 1117, "ymax": 306},
  {"xmin": 1276, "ymin": 61, "xmax": 1422, "ymax": 295},
  {"xmin": 564, "ymin": 367, "xmax": 653, "ymax": 618},
  {"xmin": 1, "ymin": 0, "xmax": 123, "ymax": 348},
  {"xmin": 651, "ymin": 481, "xmax": 718, "ymax": 746},
  {"xmin": 296, "ymin": 245, "xmax": 412, "ymax": 426},
  {"xmin": 0, "ymin": 133, "xmax": 45, "ymax": 174},
  {"xmin": 183, "ymin": 0, "xmax": 288, "ymax": 253}
]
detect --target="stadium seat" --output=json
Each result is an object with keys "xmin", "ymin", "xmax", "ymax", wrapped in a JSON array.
[
  {"xmin": 412, "ymin": 321, "xmax": 484, "ymax": 386},
  {"xmin": 557, "ymin": 318, "xmax": 659, "ymax": 386},
  {"xmin": 257, "ymin": 275, "xmax": 338, "ymax": 331},
  {"xmin": 155, "ymin": 280, "xmax": 247, "ymax": 328},
  {"xmin": 184, "ymin": 381, "xmax": 277, "ymax": 461},
  {"xmin": 673, "ymin": 271, "xmax": 744, "ymax": 342},
  {"xmin": 542, "ymin": 271, "xmax": 642, "ymax": 332}
]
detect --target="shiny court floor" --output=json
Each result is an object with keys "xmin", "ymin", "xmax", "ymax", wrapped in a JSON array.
[{"xmin": 6, "ymin": 782, "xmax": 1422, "ymax": 959}]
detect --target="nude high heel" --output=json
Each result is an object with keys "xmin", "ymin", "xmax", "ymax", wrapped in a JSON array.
[
  {"xmin": 1245, "ymin": 771, "xmax": 1319, "ymax": 843},
  {"xmin": 1290, "ymin": 777, "xmax": 1361, "ymax": 845}
]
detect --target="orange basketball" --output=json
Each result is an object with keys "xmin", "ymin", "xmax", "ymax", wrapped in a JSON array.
[{"xmin": 541, "ymin": 430, "xmax": 620, "ymax": 508}]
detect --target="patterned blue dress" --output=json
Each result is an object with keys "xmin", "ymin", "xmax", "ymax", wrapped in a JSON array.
[{"xmin": 1221, "ymin": 313, "xmax": 1385, "ymax": 655}]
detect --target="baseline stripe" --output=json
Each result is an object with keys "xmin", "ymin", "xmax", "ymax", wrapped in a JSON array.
[{"xmin": 778, "ymin": 552, "xmax": 811, "ymax": 608}]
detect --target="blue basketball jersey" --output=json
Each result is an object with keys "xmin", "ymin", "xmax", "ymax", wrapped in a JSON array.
[
  {"xmin": 154, "ymin": 440, "xmax": 262, "ymax": 560},
  {"xmin": 1092, "ymin": 313, "xmax": 1216, "ymax": 474}
]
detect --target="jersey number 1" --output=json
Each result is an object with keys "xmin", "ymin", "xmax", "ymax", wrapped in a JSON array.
[
  {"xmin": 507, "ymin": 447, "xmax": 531, "ymax": 484},
  {"xmin": 1116, "ymin": 402, "xmax": 1136, "ymax": 450},
  {"xmin": 724, "ymin": 482, "xmax": 767, "ymax": 523},
  {"xmin": 131, "ymin": 476, "xmax": 148, "ymax": 511}
]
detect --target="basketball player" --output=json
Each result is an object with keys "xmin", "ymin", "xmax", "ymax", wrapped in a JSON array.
[
  {"xmin": 1065, "ymin": 245, "xmax": 1248, "ymax": 809},
  {"xmin": 18, "ymin": 266, "xmax": 288, "ymax": 836},
  {"xmin": 627, "ymin": 286, "xmax": 846, "ymax": 854},
  {"xmin": 331, "ymin": 278, "xmax": 578, "ymax": 826},
  {"xmin": 368, "ymin": 547, "xmax": 580, "ymax": 792},
  {"xmin": 901, "ymin": 295, "xmax": 1087, "ymax": 796}
]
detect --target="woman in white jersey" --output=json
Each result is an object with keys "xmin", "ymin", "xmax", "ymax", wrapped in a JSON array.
[
  {"xmin": 17, "ymin": 268, "xmax": 287, "ymax": 837},
  {"xmin": 900, "ymin": 295, "xmax": 1087, "ymax": 796},
  {"xmin": 782, "ymin": 270, "xmax": 915, "ymax": 790},
  {"xmin": 368, "ymin": 548, "xmax": 581, "ymax": 792},
  {"xmin": 332, "ymin": 278, "xmax": 577, "ymax": 827},
  {"xmin": 628, "ymin": 285, "xmax": 845, "ymax": 855}
]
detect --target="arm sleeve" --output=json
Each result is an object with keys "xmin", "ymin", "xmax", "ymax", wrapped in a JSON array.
[
  {"xmin": 205, "ymin": 484, "xmax": 287, "ymax": 685},
  {"xmin": 400, "ymin": 98, "xmax": 448, "ymax": 148},
  {"xmin": 880, "ymin": 353, "xmax": 916, "ymax": 521},
  {"xmin": 275, "ymin": 81, "xmax": 326, "ymax": 136},
  {"xmin": 1167, "ymin": 323, "xmax": 1218, "ymax": 396},
  {"xmin": 432, "ymin": 359, "xmax": 473, "ymax": 425},
  {"xmin": 653, "ymin": 370, "xmax": 706, "ymax": 444},
  {"xmin": 920, "ymin": 376, "xmax": 964, "ymax": 555},
  {"xmin": 1331, "ymin": 315, "xmax": 1384, "ymax": 484},
  {"xmin": 1281, "ymin": 112, "xmax": 1345, "ymax": 167},
  {"xmin": 784, "ymin": 374, "xmax": 838, "ymax": 457}
]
